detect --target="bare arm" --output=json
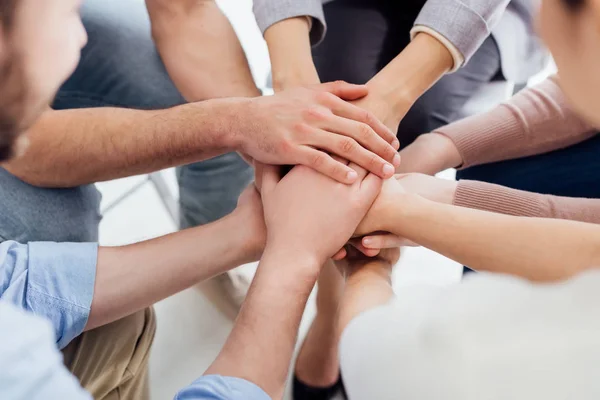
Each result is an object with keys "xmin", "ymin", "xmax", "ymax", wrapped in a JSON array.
[
  {"xmin": 146, "ymin": 0, "xmax": 260, "ymax": 100},
  {"xmin": 361, "ymin": 192, "xmax": 600, "ymax": 282},
  {"xmin": 205, "ymin": 248, "xmax": 319, "ymax": 399},
  {"xmin": 86, "ymin": 186, "xmax": 264, "ymax": 330},
  {"xmin": 3, "ymin": 101, "xmax": 238, "ymax": 187},
  {"xmin": 336, "ymin": 258, "xmax": 394, "ymax": 338}
]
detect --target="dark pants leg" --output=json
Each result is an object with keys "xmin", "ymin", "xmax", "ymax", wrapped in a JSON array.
[
  {"xmin": 312, "ymin": 0, "xmax": 503, "ymax": 146},
  {"xmin": 458, "ymin": 134, "xmax": 600, "ymax": 274}
]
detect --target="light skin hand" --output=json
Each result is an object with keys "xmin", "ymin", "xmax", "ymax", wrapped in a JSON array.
[
  {"xmin": 204, "ymin": 162, "xmax": 382, "ymax": 399},
  {"xmin": 350, "ymin": 173, "xmax": 457, "ymax": 256},
  {"xmin": 260, "ymin": 160, "xmax": 384, "ymax": 264},
  {"xmin": 238, "ymin": 82, "xmax": 400, "ymax": 184}
]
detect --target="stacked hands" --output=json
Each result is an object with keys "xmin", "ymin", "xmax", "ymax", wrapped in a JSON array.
[{"xmin": 231, "ymin": 81, "xmax": 465, "ymax": 274}]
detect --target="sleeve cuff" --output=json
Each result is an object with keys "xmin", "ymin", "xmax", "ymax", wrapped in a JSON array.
[
  {"xmin": 410, "ymin": 26, "xmax": 464, "ymax": 72},
  {"xmin": 175, "ymin": 375, "xmax": 270, "ymax": 400},
  {"xmin": 253, "ymin": 0, "xmax": 326, "ymax": 46},
  {"xmin": 453, "ymin": 180, "xmax": 546, "ymax": 218},
  {"xmin": 27, "ymin": 242, "xmax": 98, "ymax": 349}
]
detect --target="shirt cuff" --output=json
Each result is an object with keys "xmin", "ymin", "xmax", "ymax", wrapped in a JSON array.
[
  {"xmin": 175, "ymin": 375, "xmax": 270, "ymax": 400},
  {"xmin": 27, "ymin": 242, "xmax": 98, "ymax": 349},
  {"xmin": 410, "ymin": 26, "xmax": 464, "ymax": 73}
]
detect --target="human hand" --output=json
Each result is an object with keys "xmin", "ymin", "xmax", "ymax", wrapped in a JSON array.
[
  {"xmin": 230, "ymin": 185, "xmax": 266, "ymax": 264},
  {"xmin": 146, "ymin": 0, "xmax": 260, "ymax": 100},
  {"xmin": 239, "ymin": 81, "xmax": 401, "ymax": 184},
  {"xmin": 259, "ymin": 161, "xmax": 383, "ymax": 271},
  {"xmin": 335, "ymin": 247, "xmax": 401, "ymax": 280},
  {"xmin": 395, "ymin": 132, "xmax": 462, "ymax": 175},
  {"xmin": 351, "ymin": 91, "xmax": 403, "ymax": 133},
  {"xmin": 350, "ymin": 173, "xmax": 457, "ymax": 256}
]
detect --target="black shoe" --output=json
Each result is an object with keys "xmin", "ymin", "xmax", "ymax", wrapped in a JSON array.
[{"xmin": 292, "ymin": 375, "xmax": 347, "ymax": 400}]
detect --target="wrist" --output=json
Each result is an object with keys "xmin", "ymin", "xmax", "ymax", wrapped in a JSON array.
[
  {"xmin": 210, "ymin": 97, "xmax": 254, "ymax": 153},
  {"xmin": 261, "ymin": 240, "xmax": 322, "ymax": 280},
  {"xmin": 369, "ymin": 33, "xmax": 453, "ymax": 109}
]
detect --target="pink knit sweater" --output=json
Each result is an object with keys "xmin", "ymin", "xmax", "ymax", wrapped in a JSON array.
[{"xmin": 433, "ymin": 76, "xmax": 600, "ymax": 223}]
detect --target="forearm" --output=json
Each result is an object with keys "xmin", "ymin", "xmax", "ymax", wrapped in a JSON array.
[
  {"xmin": 147, "ymin": 0, "xmax": 260, "ymax": 101},
  {"xmin": 454, "ymin": 180, "xmax": 600, "ymax": 224},
  {"xmin": 434, "ymin": 77, "xmax": 596, "ymax": 169},
  {"xmin": 367, "ymin": 33, "xmax": 453, "ymax": 119},
  {"xmin": 87, "ymin": 210, "xmax": 254, "ymax": 331},
  {"xmin": 3, "ymin": 100, "xmax": 241, "ymax": 187},
  {"xmin": 337, "ymin": 261, "xmax": 393, "ymax": 338},
  {"xmin": 265, "ymin": 17, "xmax": 320, "ymax": 91},
  {"xmin": 387, "ymin": 195, "xmax": 600, "ymax": 281},
  {"xmin": 390, "ymin": 195, "xmax": 600, "ymax": 281},
  {"xmin": 205, "ymin": 248, "xmax": 319, "ymax": 399}
]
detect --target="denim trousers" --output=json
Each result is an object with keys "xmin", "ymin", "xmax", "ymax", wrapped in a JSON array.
[{"xmin": 0, "ymin": 0, "xmax": 252, "ymax": 244}]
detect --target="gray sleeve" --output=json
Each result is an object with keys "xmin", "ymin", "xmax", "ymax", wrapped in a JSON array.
[
  {"xmin": 252, "ymin": 0, "xmax": 326, "ymax": 46},
  {"xmin": 414, "ymin": 0, "xmax": 511, "ymax": 62}
]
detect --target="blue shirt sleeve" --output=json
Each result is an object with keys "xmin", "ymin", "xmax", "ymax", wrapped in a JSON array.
[
  {"xmin": 0, "ymin": 302, "xmax": 93, "ymax": 400},
  {"xmin": 175, "ymin": 375, "xmax": 271, "ymax": 400},
  {"xmin": 0, "ymin": 241, "xmax": 98, "ymax": 349}
]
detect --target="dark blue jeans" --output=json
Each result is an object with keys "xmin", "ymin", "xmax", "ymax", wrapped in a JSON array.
[{"xmin": 458, "ymin": 133, "xmax": 600, "ymax": 274}]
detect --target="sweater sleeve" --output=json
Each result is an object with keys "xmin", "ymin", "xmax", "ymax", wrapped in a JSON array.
[
  {"xmin": 252, "ymin": 0, "xmax": 326, "ymax": 46},
  {"xmin": 434, "ymin": 77, "xmax": 597, "ymax": 169},
  {"xmin": 453, "ymin": 180, "xmax": 600, "ymax": 224}
]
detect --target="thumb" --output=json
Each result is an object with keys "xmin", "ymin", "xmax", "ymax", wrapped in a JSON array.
[
  {"xmin": 359, "ymin": 173, "xmax": 383, "ymax": 206},
  {"xmin": 319, "ymin": 80, "xmax": 369, "ymax": 101}
]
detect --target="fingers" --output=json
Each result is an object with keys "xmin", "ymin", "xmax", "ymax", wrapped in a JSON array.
[
  {"xmin": 260, "ymin": 163, "xmax": 280, "ymax": 195},
  {"xmin": 308, "ymin": 130, "xmax": 395, "ymax": 180},
  {"xmin": 318, "ymin": 80, "xmax": 368, "ymax": 101},
  {"xmin": 362, "ymin": 234, "xmax": 405, "ymax": 250},
  {"xmin": 332, "ymin": 248, "xmax": 347, "ymax": 261},
  {"xmin": 327, "ymin": 96, "xmax": 398, "ymax": 149},
  {"xmin": 324, "ymin": 114, "xmax": 400, "ymax": 167},
  {"xmin": 298, "ymin": 147, "xmax": 358, "ymax": 184},
  {"xmin": 349, "ymin": 238, "xmax": 381, "ymax": 257}
]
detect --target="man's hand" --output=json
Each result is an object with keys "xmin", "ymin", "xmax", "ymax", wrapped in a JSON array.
[
  {"xmin": 146, "ymin": 0, "xmax": 260, "ymax": 100},
  {"xmin": 230, "ymin": 185, "xmax": 267, "ymax": 264},
  {"xmin": 396, "ymin": 132, "xmax": 463, "ymax": 175},
  {"xmin": 259, "ymin": 160, "xmax": 383, "ymax": 270},
  {"xmin": 240, "ymin": 82, "xmax": 400, "ymax": 184}
]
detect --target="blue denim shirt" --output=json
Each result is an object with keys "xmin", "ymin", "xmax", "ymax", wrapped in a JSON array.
[{"xmin": 0, "ymin": 241, "xmax": 270, "ymax": 400}]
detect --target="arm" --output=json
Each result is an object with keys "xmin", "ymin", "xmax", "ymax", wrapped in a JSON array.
[
  {"xmin": 375, "ymin": 194, "xmax": 600, "ymax": 281},
  {"xmin": 398, "ymin": 77, "xmax": 597, "ymax": 174},
  {"xmin": 202, "ymin": 160, "xmax": 382, "ymax": 398},
  {"xmin": 336, "ymin": 252, "xmax": 396, "ymax": 339},
  {"xmin": 146, "ymin": 0, "xmax": 260, "ymax": 101},
  {"xmin": 87, "ymin": 186, "xmax": 264, "ymax": 330},
  {"xmin": 0, "ymin": 186, "xmax": 264, "ymax": 346},
  {"xmin": 3, "ymin": 82, "xmax": 399, "ymax": 187}
]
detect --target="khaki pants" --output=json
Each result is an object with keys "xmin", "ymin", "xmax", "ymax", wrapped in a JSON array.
[{"xmin": 62, "ymin": 307, "xmax": 156, "ymax": 400}]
